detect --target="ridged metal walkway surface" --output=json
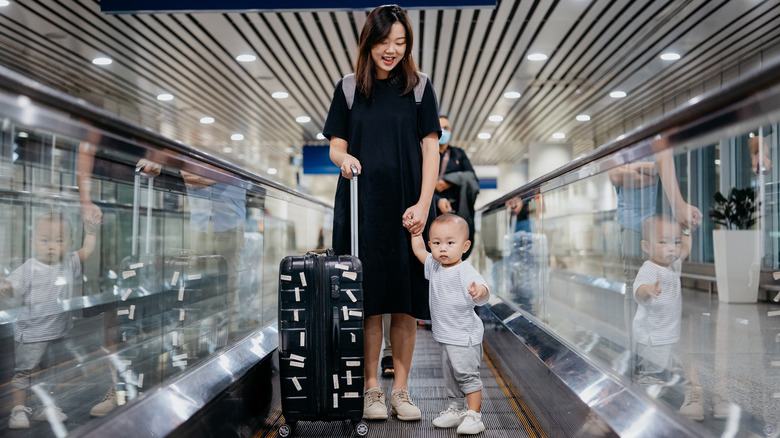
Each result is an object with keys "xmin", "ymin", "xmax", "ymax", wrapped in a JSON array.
[{"xmin": 256, "ymin": 325, "xmax": 546, "ymax": 437}]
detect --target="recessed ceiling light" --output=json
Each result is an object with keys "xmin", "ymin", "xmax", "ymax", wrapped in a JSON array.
[
  {"xmin": 272, "ymin": 91, "xmax": 289, "ymax": 99},
  {"xmin": 200, "ymin": 116, "xmax": 215, "ymax": 124},
  {"xmin": 749, "ymin": 132, "xmax": 755, "ymax": 138},
  {"xmin": 231, "ymin": 133, "xmax": 244, "ymax": 141},
  {"xmin": 0, "ymin": 1, "xmax": 9, "ymax": 7},
  {"xmin": 296, "ymin": 116, "xmax": 311, "ymax": 123},
  {"xmin": 660, "ymin": 52, "xmax": 681, "ymax": 61},
  {"xmin": 285, "ymin": 147, "xmax": 295, "ymax": 153},
  {"xmin": 527, "ymin": 53, "xmax": 548, "ymax": 61},
  {"xmin": 316, "ymin": 132, "xmax": 326, "ymax": 140},
  {"xmin": 156, "ymin": 93, "xmax": 174, "ymax": 101},
  {"xmin": 468, "ymin": 147, "xmax": 477, "ymax": 153},
  {"xmin": 610, "ymin": 91, "xmax": 627, "ymax": 98},
  {"xmin": 503, "ymin": 91, "xmax": 521, "ymax": 99},
  {"xmin": 92, "ymin": 57, "xmax": 112, "ymax": 65},
  {"xmin": 267, "ymin": 168, "xmax": 278, "ymax": 175},
  {"xmin": 552, "ymin": 132, "xmax": 566, "ymax": 139},
  {"xmin": 236, "ymin": 54, "xmax": 256, "ymax": 62},
  {"xmin": 576, "ymin": 114, "xmax": 591, "ymax": 122},
  {"xmin": 477, "ymin": 132, "xmax": 491, "ymax": 140},
  {"xmin": 223, "ymin": 147, "xmax": 233, "ymax": 154},
  {"xmin": 488, "ymin": 114, "xmax": 504, "ymax": 122},
  {"xmin": 17, "ymin": 131, "xmax": 28, "ymax": 138}
]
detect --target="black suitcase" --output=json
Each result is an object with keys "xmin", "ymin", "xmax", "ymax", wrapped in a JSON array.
[{"xmin": 277, "ymin": 167, "xmax": 368, "ymax": 437}]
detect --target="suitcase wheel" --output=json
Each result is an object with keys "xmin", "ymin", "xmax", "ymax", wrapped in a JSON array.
[
  {"xmin": 354, "ymin": 420, "xmax": 368, "ymax": 436},
  {"xmin": 278, "ymin": 422, "xmax": 295, "ymax": 437}
]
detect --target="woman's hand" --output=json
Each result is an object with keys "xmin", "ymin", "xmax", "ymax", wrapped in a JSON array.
[
  {"xmin": 402, "ymin": 203, "xmax": 429, "ymax": 236},
  {"xmin": 340, "ymin": 155, "xmax": 361, "ymax": 179}
]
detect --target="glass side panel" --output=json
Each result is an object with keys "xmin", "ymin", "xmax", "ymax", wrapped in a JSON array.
[
  {"xmin": 0, "ymin": 95, "xmax": 331, "ymax": 435},
  {"xmin": 476, "ymin": 116, "xmax": 780, "ymax": 435}
]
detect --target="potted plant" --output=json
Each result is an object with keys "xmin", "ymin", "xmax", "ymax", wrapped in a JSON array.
[{"xmin": 708, "ymin": 187, "xmax": 761, "ymax": 303}]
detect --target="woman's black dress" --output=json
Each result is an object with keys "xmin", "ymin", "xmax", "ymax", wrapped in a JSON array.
[{"xmin": 323, "ymin": 76, "xmax": 440, "ymax": 319}]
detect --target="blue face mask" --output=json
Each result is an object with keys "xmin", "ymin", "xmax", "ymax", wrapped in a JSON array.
[{"xmin": 439, "ymin": 129, "xmax": 452, "ymax": 145}]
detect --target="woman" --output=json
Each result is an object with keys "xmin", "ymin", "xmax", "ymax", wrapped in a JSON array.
[{"xmin": 323, "ymin": 4, "xmax": 440, "ymax": 422}]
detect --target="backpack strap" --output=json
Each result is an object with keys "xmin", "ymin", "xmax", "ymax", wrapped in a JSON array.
[
  {"xmin": 342, "ymin": 73, "xmax": 357, "ymax": 110},
  {"xmin": 342, "ymin": 71, "xmax": 428, "ymax": 109},
  {"xmin": 414, "ymin": 72, "xmax": 428, "ymax": 104}
]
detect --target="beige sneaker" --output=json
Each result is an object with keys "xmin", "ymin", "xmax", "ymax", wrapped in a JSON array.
[
  {"xmin": 679, "ymin": 387, "xmax": 704, "ymax": 421},
  {"xmin": 390, "ymin": 387, "xmax": 421, "ymax": 421},
  {"xmin": 712, "ymin": 394, "xmax": 730, "ymax": 419},
  {"xmin": 362, "ymin": 388, "xmax": 388, "ymax": 420},
  {"xmin": 90, "ymin": 386, "xmax": 118, "ymax": 417}
]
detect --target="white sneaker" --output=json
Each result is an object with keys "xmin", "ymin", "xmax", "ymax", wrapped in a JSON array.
[
  {"xmin": 432, "ymin": 407, "xmax": 465, "ymax": 428},
  {"xmin": 9, "ymin": 405, "xmax": 31, "ymax": 429},
  {"xmin": 456, "ymin": 410, "xmax": 485, "ymax": 435},
  {"xmin": 362, "ymin": 388, "xmax": 388, "ymax": 420},
  {"xmin": 32, "ymin": 405, "xmax": 68, "ymax": 422},
  {"xmin": 90, "ymin": 386, "xmax": 118, "ymax": 417}
]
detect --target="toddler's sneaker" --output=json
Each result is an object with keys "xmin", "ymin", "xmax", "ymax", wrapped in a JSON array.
[
  {"xmin": 432, "ymin": 407, "xmax": 465, "ymax": 428},
  {"xmin": 457, "ymin": 410, "xmax": 485, "ymax": 435},
  {"xmin": 33, "ymin": 405, "xmax": 68, "ymax": 422},
  {"xmin": 390, "ymin": 387, "xmax": 421, "ymax": 421},
  {"xmin": 9, "ymin": 405, "xmax": 32, "ymax": 429},
  {"xmin": 362, "ymin": 388, "xmax": 388, "ymax": 420},
  {"xmin": 90, "ymin": 386, "xmax": 118, "ymax": 417}
]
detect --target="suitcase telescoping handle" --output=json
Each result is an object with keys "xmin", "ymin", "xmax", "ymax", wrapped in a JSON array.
[
  {"xmin": 131, "ymin": 166, "xmax": 155, "ymax": 257},
  {"xmin": 350, "ymin": 165, "xmax": 359, "ymax": 257}
]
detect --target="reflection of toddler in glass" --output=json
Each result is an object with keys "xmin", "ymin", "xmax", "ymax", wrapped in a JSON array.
[
  {"xmin": 407, "ymin": 213, "xmax": 490, "ymax": 435},
  {"xmin": 633, "ymin": 214, "xmax": 702, "ymax": 420},
  {"xmin": 0, "ymin": 212, "xmax": 99, "ymax": 429}
]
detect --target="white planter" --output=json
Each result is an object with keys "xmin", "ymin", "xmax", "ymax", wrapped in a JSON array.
[{"xmin": 712, "ymin": 229, "xmax": 761, "ymax": 303}]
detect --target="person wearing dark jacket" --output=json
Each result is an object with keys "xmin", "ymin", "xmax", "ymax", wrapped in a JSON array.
[{"xmin": 435, "ymin": 116, "xmax": 479, "ymax": 259}]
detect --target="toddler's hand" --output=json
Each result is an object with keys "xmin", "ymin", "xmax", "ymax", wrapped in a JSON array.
[
  {"xmin": 648, "ymin": 281, "xmax": 662, "ymax": 299},
  {"xmin": 84, "ymin": 216, "xmax": 101, "ymax": 235},
  {"xmin": 468, "ymin": 281, "xmax": 486, "ymax": 301},
  {"xmin": 0, "ymin": 280, "xmax": 12, "ymax": 298}
]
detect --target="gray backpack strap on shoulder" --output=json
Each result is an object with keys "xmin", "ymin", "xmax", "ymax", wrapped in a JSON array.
[
  {"xmin": 343, "ymin": 72, "xmax": 426, "ymax": 108},
  {"xmin": 414, "ymin": 72, "xmax": 428, "ymax": 104},
  {"xmin": 342, "ymin": 73, "xmax": 356, "ymax": 109}
]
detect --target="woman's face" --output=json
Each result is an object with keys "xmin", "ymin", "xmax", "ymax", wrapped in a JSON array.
[{"xmin": 370, "ymin": 22, "xmax": 406, "ymax": 79}]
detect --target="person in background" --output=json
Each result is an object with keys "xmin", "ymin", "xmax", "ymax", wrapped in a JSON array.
[
  {"xmin": 435, "ymin": 116, "xmax": 479, "ymax": 260},
  {"xmin": 1, "ymin": 212, "xmax": 99, "ymax": 429},
  {"xmin": 323, "ymin": 4, "xmax": 440, "ymax": 422},
  {"xmin": 406, "ymin": 213, "xmax": 490, "ymax": 435}
]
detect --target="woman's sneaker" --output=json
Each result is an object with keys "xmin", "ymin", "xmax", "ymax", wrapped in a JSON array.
[
  {"xmin": 9, "ymin": 405, "xmax": 32, "ymax": 429},
  {"xmin": 390, "ymin": 387, "xmax": 421, "ymax": 421},
  {"xmin": 457, "ymin": 410, "xmax": 485, "ymax": 435},
  {"xmin": 363, "ymin": 388, "xmax": 388, "ymax": 420},
  {"xmin": 432, "ymin": 407, "xmax": 465, "ymax": 428}
]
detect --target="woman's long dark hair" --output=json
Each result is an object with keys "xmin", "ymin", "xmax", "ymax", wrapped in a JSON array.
[{"xmin": 355, "ymin": 4, "xmax": 419, "ymax": 98}]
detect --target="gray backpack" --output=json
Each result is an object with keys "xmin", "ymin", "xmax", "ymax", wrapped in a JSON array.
[{"xmin": 342, "ymin": 72, "xmax": 428, "ymax": 109}]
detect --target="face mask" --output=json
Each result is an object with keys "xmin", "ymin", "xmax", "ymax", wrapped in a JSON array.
[{"xmin": 439, "ymin": 129, "xmax": 451, "ymax": 145}]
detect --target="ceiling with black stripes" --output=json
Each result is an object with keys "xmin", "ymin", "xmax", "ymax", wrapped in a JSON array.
[{"xmin": 0, "ymin": 0, "xmax": 779, "ymax": 180}]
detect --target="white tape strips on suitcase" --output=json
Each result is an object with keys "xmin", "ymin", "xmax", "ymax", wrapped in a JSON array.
[
  {"xmin": 333, "ymin": 374, "xmax": 339, "ymax": 389},
  {"xmin": 342, "ymin": 306, "xmax": 362, "ymax": 320},
  {"xmin": 292, "ymin": 377, "xmax": 302, "ymax": 391}
]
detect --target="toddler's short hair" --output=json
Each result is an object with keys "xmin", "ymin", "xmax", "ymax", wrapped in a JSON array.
[
  {"xmin": 431, "ymin": 213, "xmax": 469, "ymax": 239},
  {"xmin": 641, "ymin": 214, "xmax": 677, "ymax": 240},
  {"xmin": 34, "ymin": 211, "xmax": 72, "ymax": 239}
]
